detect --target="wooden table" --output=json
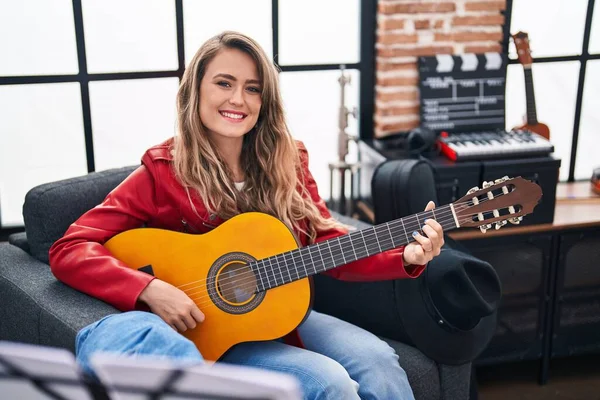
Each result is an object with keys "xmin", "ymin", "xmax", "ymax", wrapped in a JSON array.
[{"xmin": 449, "ymin": 182, "xmax": 600, "ymax": 240}]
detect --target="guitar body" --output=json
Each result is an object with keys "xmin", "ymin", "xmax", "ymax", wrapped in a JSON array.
[
  {"xmin": 517, "ymin": 122, "xmax": 550, "ymax": 140},
  {"xmin": 104, "ymin": 212, "xmax": 311, "ymax": 361}
]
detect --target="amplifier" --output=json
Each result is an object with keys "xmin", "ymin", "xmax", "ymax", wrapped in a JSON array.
[
  {"xmin": 358, "ymin": 140, "xmax": 560, "ymax": 226},
  {"xmin": 552, "ymin": 229, "xmax": 600, "ymax": 358},
  {"xmin": 459, "ymin": 234, "xmax": 554, "ymax": 365}
]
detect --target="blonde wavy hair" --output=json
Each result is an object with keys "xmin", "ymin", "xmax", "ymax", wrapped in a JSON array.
[{"xmin": 173, "ymin": 31, "xmax": 343, "ymax": 243}]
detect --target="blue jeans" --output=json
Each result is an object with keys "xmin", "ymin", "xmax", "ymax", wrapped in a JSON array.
[{"xmin": 76, "ymin": 310, "xmax": 415, "ymax": 400}]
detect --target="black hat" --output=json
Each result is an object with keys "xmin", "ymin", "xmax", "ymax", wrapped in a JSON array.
[{"xmin": 395, "ymin": 245, "xmax": 502, "ymax": 365}]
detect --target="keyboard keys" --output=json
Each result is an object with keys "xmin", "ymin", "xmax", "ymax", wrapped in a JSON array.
[{"xmin": 438, "ymin": 130, "xmax": 554, "ymax": 161}]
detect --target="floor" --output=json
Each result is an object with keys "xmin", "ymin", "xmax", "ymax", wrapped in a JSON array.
[{"xmin": 476, "ymin": 355, "xmax": 600, "ymax": 400}]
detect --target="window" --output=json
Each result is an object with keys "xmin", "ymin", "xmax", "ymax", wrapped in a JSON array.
[
  {"xmin": 183, "ymin": 0, "xmax": 273, "ymax": 64},
  {"xmin": 505, "ymin": 62, "xmax": 580, "ymax": 181},
  {"xmin": 278, "ymin": 0, "xmax": 360, "ymax": 65},
  {"xmin": 0, "ymin": 0, "xmax": 365, "ymax": 231},
  {"xmin": 506, "ymin": 0, "xmax": 599, "ymax": 181},
  {"xmin": 0, "ymin": 83, "xmax": 87, "ymax": 227},
  {"xmin": 280, "ymin": 69, "xmax": 360, "ymax": 192},
  {"xmin": 81, "ymin": 0, "xmax": 178, "ymax": 73},
  {"xmin": 89, "ymin": 78, "xmax": 180, "ymax": 171},
  {"xmin": 575, "ymin": 60, "xmax": 600, "ymax": 180},
  {"xmin": 0, "ymin": 0, "xmax": 79, "ymax": 76}
]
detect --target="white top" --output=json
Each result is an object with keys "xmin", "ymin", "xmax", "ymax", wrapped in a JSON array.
[{"xmin": 234, "ymin": 181, "xmax": 245, "ymax": 191}]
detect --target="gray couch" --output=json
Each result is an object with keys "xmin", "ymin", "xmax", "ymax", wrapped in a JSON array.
[{"xmin": 0, "ymin": 165, "xmax": 472, "ymax": 399}]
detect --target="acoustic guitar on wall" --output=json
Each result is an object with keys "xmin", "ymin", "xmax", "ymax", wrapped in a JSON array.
[
  {"xmin": 512, "ymin": 31, "xmax": 550, "ymax": 140},
  {"xmin": 105, "ymin": 176, "xmax": 543, "ymax": 361}
]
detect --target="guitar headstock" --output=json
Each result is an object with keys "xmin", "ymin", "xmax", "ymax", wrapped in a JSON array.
[
  {"xmin": 512, "ymin": 31, "xmax": 533, "ymax": 66},
  {"xmin": 453, "ymin": 176, "xmax": 542, "ymax": 233}
]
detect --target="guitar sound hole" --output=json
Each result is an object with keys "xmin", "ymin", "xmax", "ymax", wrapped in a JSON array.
[{"xmin": 217, "ymin": 262, "xmax": 257, "ymax": 304}]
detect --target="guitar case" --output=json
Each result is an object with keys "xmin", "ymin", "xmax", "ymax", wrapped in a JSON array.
[{"xmin": 371, "ymin": 158, "xmax": 438, "ymax": 224}]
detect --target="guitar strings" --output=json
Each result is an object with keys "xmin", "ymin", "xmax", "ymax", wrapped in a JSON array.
[
  {"xmin": 186, "ymin": 207, "xmax": 501, "ymax": 309},
  {"xmin": 181, "ymin": 194, "xmax": 508, "ymax": 305},
  {"xmin": 178, "ymin": 194, "xmax": 514, "ymax": 308},
  {"xmin": 186, "ymin": 211, "xmax": 480, "ymax": 309},
  {"xmin": 181, "ymin": 205, "xmax": 462, "ymax": 294},
  {"xmin": 180, "ymin": 194, "xmax": 508, "ymax": 303}
]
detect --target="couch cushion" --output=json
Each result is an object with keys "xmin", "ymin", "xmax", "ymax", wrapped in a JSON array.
[
  {"xmin": 23, "ymin": 166, "xmax": 137, "ymax": 263},
  {"xmin": 381, "ymin": 337, "xmax": 441, "ymax": 400},
  {"xmin": 8, "ymin": 232, "xmax": 29, "ymax": 253}
]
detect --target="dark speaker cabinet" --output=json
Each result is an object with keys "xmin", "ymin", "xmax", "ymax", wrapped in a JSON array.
[
  {"xmin": 481, "ymin": 157, "xmax": 560, "ymax": 226},
  {"xmin": 428, "ymin": 157, "xmax": 481, "ymax": 206},
  {"xmin": 551, "ymin": 229, "xmax": 600, "ymax": 358},
  {"xmin": 459, "ymin": 234, "xmax": 554, "ymax": 365}
]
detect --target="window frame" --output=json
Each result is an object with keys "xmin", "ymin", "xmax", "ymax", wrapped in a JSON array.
[
  {"xmin": 2, "ymin": 0, "xmax": 597, "ymax": 237},
  {"xmin": 502, "ymin": 0, "xmax": 599, "ymax": 182},
  {"xmin": 0, "ymin": 0, "xmax": 374, "ymax": 237}
]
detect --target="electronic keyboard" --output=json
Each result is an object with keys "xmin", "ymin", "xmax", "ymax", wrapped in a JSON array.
[{"xmin": 438, "ymin": 129, "xmax": 554, "ymax": 161}]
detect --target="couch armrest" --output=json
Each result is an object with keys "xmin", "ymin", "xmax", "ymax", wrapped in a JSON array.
[
  {"xmin": 0, "ymin": 243, "xmax": 119, "ymax": 353},
  {"xmin": 8, "ymin": 232, "xmax": 29, "ymax": 253}
]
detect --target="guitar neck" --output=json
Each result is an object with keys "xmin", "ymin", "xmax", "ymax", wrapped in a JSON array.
[
  {"xmin": 523, "ymin": 67, "xmax": 538, "ymax": 124},
  {"xmin": 253, "ymin": 204, "xmax": 459, "ymax": 291}
]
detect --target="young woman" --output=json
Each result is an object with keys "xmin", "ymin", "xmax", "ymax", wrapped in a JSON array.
[{"xmin": 49, "ymin": 31, "xmax": 444, "ymax": 400}]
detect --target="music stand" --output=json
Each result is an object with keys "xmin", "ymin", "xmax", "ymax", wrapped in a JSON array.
[
  {"xmin": 0, "ymin": 341, "xmax": 302, "ymax": 400},
  {"xmin": 91, "ymin": 353, "xmax": 302, "ymax": 400},
  {"xmin": 0, "ymin": 341, "xmax": 95, "ymax": 400}
]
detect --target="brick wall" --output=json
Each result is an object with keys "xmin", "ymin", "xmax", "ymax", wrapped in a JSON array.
[{"xmin": 375, "ymin": 0, "xmax": 506, "ymax": 137}]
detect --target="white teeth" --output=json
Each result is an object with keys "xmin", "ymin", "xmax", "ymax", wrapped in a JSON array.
[{"xmin": 221, "ymin": 112, "xmax": 244, "ymax": 119}]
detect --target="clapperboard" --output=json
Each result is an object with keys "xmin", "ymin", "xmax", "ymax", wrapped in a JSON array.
[{"xmin": 418, "ymin": 53, "xmax": 507, "ymax": 133}]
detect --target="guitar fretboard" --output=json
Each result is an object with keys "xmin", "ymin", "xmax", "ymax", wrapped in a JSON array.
[
  {"xmin": 250, "ymin": 205, "xmax": 458, "ymax": 292},
  {"xmin": 524, "ymin": 68, "xmax": 538, "ymax": 124}
]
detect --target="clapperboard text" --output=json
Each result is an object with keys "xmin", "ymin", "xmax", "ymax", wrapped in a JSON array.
[{"xmin": 418, "ymin": 53, "xmax": 507, "ymax": 132}]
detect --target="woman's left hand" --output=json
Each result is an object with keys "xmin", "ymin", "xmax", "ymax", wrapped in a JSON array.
[{"xmin": 402, "ymin": 201, "xmax": 445, "ymax": 266}]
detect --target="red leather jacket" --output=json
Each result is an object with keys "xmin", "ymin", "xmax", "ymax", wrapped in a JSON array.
[{"xmin": 49, "ymin": 139, "xmax": 424, "ymax": 313}]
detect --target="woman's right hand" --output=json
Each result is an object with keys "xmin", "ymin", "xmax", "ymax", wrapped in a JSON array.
[{"xmin": 138, "ymin": 279, "xmax": 205, "ymax": 332}]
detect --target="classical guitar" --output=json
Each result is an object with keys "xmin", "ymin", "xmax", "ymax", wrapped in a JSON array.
[
  {"xmin": 512, "ymin": 31, "xmax": 550, "ymax": 140},
  {"xmin": 104, "ymin": 176, "xmax": 542, "ymax": 361}
]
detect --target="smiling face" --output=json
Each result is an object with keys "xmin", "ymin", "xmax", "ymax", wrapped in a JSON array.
[{"xmin": 199, "ymin": 48, "xmax": 262, "ymax": 145}]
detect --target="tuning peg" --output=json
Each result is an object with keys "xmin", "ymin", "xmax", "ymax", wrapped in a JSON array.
[
  {"xmin": 479, "ymin": 223, "xmax": 493, "ymax": 233},
  {"xmin": 501, "ymin": 184, "xmax": 517, "ymax": 215},
  {"xmin": 494, "ymin": 176, "xmax": 511, "ymax": 184},
  {"xmin": 495, "ymin": 220, "xmax": 507, "ymax": 230},
  {"xmin": 467, "ymin": 186, "xmax": 480, "ymax": 195},
  {"xmin": 509, "ymin": 216, "xmax": 523, "ymax": 224},
  {"xmin": 482, "ymin": 181, "xmax": 493, "ymax": 189}
]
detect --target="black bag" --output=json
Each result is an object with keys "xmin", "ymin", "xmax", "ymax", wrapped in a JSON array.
[
  {"xmin": 370, "ymin": 157, "xmax": 473, "ymax": 254},
  {"xmin": 368, "ymin": 158, "xmax": 501, "ymax": 365},
  {"xmin": 371, "ymin": 159, "xmax": 438, "ymax": 225}
]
